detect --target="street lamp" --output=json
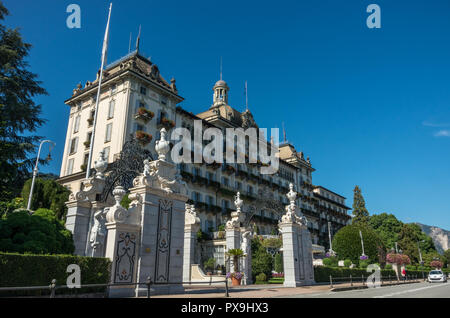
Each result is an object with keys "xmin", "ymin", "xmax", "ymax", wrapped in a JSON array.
[
  {"xmin": 327, "ymin": 221, "xmax": 335, "ymax": 256},
  {"xmin": 359, "ymin": 230, "xmax": 366, "ymax": 258},
  {"xmin": 417, "ymin": 240, "xmax": 425, "ymax": 280},
  {"xmin": 26, "ymin": 140, "xmax": 55, "ymax": 211}
]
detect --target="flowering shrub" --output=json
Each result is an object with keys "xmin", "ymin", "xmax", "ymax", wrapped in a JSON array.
[
  {"xmin": 386, "ymin": 253, "xmax": 410, "ymax": 265},
  {"xmin": 135, "ymin": 107, "xmax": 154, "ymax": 122},
  {"xmin": 400, "ymin": 255, "xmax": 411, "ymax": 265},
  {"xmin": 226, "ymin": 272, "xmax": 243, "ymax": 280},
  {"xmin": 135, "ymin": 131, "xmax": 152, "ymax": 145},
  {"xmin": 386, "ymin": 253, "xmax": 400, "ymax": 264},
  {"xmin": 161, "ymin": 117, "xmax": 175, "ymax": 128},
  {"xmin": 271, "ymin": 273, "xmax": 284, "ymax": 278},
  {"xmin": 430, "ymin": 260, "xmax": 443, "ymax": 269}
]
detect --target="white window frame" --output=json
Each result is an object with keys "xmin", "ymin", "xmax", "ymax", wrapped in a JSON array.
[
  {"xmin": 105, "ymin": 123, "xmax": 112, "ymax": 142},
  {"xmin": 73, "ymin": 115, "xmax": 80, "ymax": 133},
  {"xmin": 108, "ymin": 100, "xmax": 115, "ymax": 119},
  {"xmin": 70, "ymin": 137, "xmax": 78, "ymax": 154},
  {"xmin": 67, "ymin": 158, "xmax": 74, "ymax": 175}
]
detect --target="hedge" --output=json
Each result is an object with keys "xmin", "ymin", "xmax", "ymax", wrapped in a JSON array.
[
  {"xmin": 0, "ymin": 252, "xmax": 111, "ymax": 296},
  {"xmin": 314, "ymin": 266, "xmax": 397, "ymax": 283},
  {"xmin": 313, "ymin": 266, "xmax": 447, "ymax": 283}
]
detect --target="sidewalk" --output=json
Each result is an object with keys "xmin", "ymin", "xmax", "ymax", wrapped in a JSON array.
[
  {"xmin": 150, "ymin": 284, "xmax": 330, "ymax": 298},
  {"xmin": 148, "ymin": 279, "xmax": 424, "ymax": 298},
  {"xmin": 330, "ymin": 279, "xmax": 423, "ymax": 292}
]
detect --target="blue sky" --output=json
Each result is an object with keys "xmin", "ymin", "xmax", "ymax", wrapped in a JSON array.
[{"xmin": 3, "ymin": 0, "xmax": 450, "ymax": 229}]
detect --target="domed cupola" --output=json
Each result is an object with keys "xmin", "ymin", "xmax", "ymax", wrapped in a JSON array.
[{"xmin": 212, "ymin": 79, "xmax": 229, "ymax": 107}]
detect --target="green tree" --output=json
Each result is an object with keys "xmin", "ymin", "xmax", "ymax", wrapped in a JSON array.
[
  {"xmin": 352, "ymin": 186, "xmax": 369, "ymax": 224},
  {"xmin": 397, "ymin": 223, "xmax": 436, "ymax": 265},
  {"xmin": 251, "ymin": 237, "xmax": 273, "ymax": 278},
  {"xmin": 332, "ymin": 223, "xmax": 385, "ymax": 264},
  {"xmin": 0, "ymin": 197, "xmax": 24, "ymax": 218},
  {"xmin": 0, "ymin": 2, "xmax": 48, "ymax": 201},
  {"xmin": 442, "ymin": 249, "xmax": 450, "ymax": 268},
  {"xmin": 0, "ymin": 208, "xmax": 74, "ymax": 254},
  {"xmin": 21, "ymin": 178, "xmax": 70, "ymax": 221},
  {"xmin": 274, "ymin": 253, "xmax": 283, "ymax": 273},
  {"xmin": 422, "ymin": 250, "xmax": 442, "ymax": 268},
  {"xmin": 252, "ymin": 246, "xmax": 273, "ymax": 279},
  {"xmin": 368, "ymin": 213, "xmax": 402, "ymax": 249}
]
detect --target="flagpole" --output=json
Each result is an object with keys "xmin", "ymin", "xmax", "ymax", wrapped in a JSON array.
[
  {"xmin": 86, "ymin": 3, "xmax": 112, "ymax": 179},
  {"xmin": 245, "ymin": 81, "xmax": 248, "ymax": 111}
]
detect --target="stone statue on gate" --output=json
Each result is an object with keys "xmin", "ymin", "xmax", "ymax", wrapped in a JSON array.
[{"xmin": 89, "ymin": 207, "xmax": 108, "ymax": 256}]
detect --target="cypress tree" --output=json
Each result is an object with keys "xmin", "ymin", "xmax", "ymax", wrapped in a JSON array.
[{"xmin": 352, "ymin": 185, "xmax": 369, "ymax": 224}]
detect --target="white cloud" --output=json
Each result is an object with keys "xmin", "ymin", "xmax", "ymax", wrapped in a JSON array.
[
  {"xmin": 434, "ymin": 130, "xmax": 450, "ymax": 137},
  {"xmin": 422, "ymin": 121, "xmax": 450, "ymax": 127}
]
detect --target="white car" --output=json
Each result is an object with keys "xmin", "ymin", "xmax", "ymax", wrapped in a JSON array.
[{"xmin": 427, "ymin": 270, "xmax": 447, "ymax": 283}]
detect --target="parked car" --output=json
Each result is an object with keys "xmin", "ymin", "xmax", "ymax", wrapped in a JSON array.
[{"xmin": 427, "ymin": 270, "xmax": 447, "ymax": 283}]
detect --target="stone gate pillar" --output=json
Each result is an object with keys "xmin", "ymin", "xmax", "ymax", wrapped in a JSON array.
[
  {"xmin": 104, "ymin": 186, "xmax": 141, "ymax": 297},
  {"xmin": 279, "ymin": 184, "xmax": 315, "ymax": 287},
  {"xmin": 183, "ymin": 204, "xmax": 200, "ymax": 282},
  {"xmin": 225, "ymin": 192, "xmax": 245, "ymax": 273},
  {"xmin": 240, "ymin": 229, "xmax": 253, "ymax": 285},
  {"xmin": 130, "ymin": 128, "xmax": 189, "ymax": 296},
  {"xmin": 65, "ymin": 151, "xmax": 109, "ymax": 256}
]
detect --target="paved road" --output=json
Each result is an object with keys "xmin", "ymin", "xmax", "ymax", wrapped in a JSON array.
[{"xmin": 282, "ymin": 282, "xmax": 450, "ymax": 298}]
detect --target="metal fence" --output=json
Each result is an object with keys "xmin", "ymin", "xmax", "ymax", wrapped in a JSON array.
[
  {"xmin": 328, "ymin": 274, "xmax": 422, "ymax": 288},
  {"xmin": 0, "ymin": 277, "xmax": 229, "ymax": 298}
]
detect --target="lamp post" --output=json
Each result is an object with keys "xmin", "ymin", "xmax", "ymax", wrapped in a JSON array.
[
  {"xmin": 26, "ymin": 140, "xmax": 55, "ymax": 211},
  {"xmin": 359, "ymin": 230, "xmax": 366, "ymax": 257},
  {"xmin": 327, "ymin": 221, "xmax": 335, "ymax": 255},
  {"xmin": 417, "ymin": 240, "xmax": 424, "ymax": 264}
]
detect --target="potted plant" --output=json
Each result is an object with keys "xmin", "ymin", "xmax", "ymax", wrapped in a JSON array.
[
  {"xmin": 160, "ymin": 117, "xmax": 175, "ymax": 129},
  {"xmin": 226, "ymin": 271, "xmax": 244, "ymax": 286},
  {"xmin": 134, "ymin": 107, "xmax": 154, "ymax": 122},
  {"xmin": 226, "ymin": 248, "xmax": 246, "ymax": 286},
  {"xmin": 135, "ymin": 130, "xmax": 153, "ymax": 145},
  {"xmin": 204, "ymin": 258, "xmax": 216, "ymax": 275}
]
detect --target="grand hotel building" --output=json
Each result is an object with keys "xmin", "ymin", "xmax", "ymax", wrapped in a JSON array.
[{"xmin": 58, "ymin": 50, "xmax": 351, "ymax": 264}]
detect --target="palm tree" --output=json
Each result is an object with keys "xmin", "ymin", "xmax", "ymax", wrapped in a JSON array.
[{"xmin": 226, "ymin": 248, "xmax": 245, "ymax": 272}]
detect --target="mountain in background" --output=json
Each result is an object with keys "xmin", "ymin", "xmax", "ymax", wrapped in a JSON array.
[{"xmin": 415, "ymin": 223, "xmax": 449, "ymax": 254}]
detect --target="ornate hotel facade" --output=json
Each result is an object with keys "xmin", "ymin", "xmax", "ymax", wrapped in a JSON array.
[{"xmin": 58, "ymin": 50, "xmax": 351, "ymax": 265}]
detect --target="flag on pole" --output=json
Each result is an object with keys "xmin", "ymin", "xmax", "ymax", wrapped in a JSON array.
[
  {"xmin": 101, "ymin": 3, "xmax": 112, "ymax": 66},
  {"xmin": 85, "ymin": 3, "xmax": 112, "ymax": 179},
  {"xmin": 136, "ymin": 25, "xmax": 141, "ymax": 52}
]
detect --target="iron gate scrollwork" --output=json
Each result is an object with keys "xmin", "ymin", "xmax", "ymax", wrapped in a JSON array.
[
  {"xmin": 245, "ymin": 187, "xmax": 285, "ymax": 228},
  {"xmin": 100, "ymin": 136, "xmax": 153, "ymax": 202}
]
